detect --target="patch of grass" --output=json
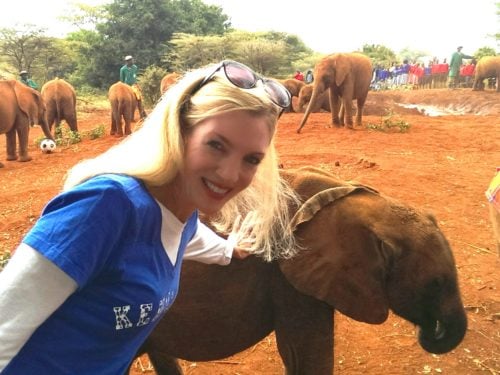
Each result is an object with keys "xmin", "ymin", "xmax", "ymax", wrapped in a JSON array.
[
  {"xmin": 0, "ymin": 251, "xmax": 11, "ymax": 272},
  {"xmin": 34, "ymin": 124, "xmax": 106, "ymax": 148},
  {"xmin": 366, "ymin": 110, "xmax": 411, "ymax": 133}
]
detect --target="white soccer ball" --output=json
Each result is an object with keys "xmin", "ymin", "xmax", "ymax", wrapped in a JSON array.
[{"xmin": 40, "ymin": 139, "xmax": 56, "ymax": 154}]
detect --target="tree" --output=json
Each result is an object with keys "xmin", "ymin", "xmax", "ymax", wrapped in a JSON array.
[
  {"xmin": 166, "ymin": 30, "xmax": 312, "ymax": 77},
  {"xmin": 78, "ymin": 0, "xmax": 231, "ymax": 88},
  {"xmin": 362, "ymin": 44, "xmax": 397, "ymax": 68},
  {"xmin": 0, "ymin": 25, "xmax": 48, "ymax": 74}
]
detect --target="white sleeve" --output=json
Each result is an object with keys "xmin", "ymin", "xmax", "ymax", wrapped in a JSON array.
[
  {"xmin": 0, "ymin": 243, "xmax": 78, "ymax": 371},
  {"xmin": 183, "ymin": 220, "xmax": 233, "ymax": 265}
]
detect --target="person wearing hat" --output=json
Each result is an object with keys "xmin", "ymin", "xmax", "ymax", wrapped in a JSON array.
[
  {"xmin": 120, "ymin": 55, "xmax": 147, "ymax": 119},
  {"xmin": 19, "ymin": 70, "xmax": 38, "ymax": 90},
  {"xmin": 448, "ymin": 46, "xmax": 473, "ymax": 89}
]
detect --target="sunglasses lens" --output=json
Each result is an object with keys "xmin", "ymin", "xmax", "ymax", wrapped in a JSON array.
[
  {"xmin": 264, "ymin": 80, "xmax": 291, "ymax": 108},
  {"xmin": 224, "ymin": 62, "xmax": 256, "ymax": 89}
]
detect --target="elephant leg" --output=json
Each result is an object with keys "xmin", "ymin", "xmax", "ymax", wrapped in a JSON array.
[
  {"xmin": 66, "ymin": 112, "xmax": 78, "ymax": 132},
  {"xmin": 343, "ymin": 100, "xmax": 354, "ymax": 128},
  {"xmin": 124, "ymin": 117, "xmax": 132, "ymax": 135},
  {"xmin": 115, "ymin": 115, "xmax": 124, "ymax": 137},
  {"xmin": 110, "ymin": 113, "xmax": 117, "ymax": 135},
  {"xmin": 112, "ymin": 111, "xmax": 124, "ymax": 137},
  {"xmin": 6, "ymin": 129, "xmax": 18, "ymax": 161},
  {"xmin": 330, "ymin": 92, "xmax": 341, "ymax": 127},
  {"xmin": 137, "ymin": 100, "xmax": 147, "ymax": 119},
  {"xmin": 272, "ymin": 271, "xmax": 334, "ymax": 375},
  {"xmin": 356, "ymin": 97, "xmax": 367, "ymax": 126},
  {"xmin": 16, "ymin": 126, "xmax": 32, "ymax": 162},
  {"xmin": 146, "ymin": 352, "xmax": 183, "ymax": 375}
]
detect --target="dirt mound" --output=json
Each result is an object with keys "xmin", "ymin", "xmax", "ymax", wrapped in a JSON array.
[{"xmin": 366, "ymin": 88, "xmax": 500, "ymax": 116}]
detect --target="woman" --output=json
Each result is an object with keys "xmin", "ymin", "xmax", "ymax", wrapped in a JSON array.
[{"xmin": 0, "ymin": 60, "xmax": 299, "ymax": 374}]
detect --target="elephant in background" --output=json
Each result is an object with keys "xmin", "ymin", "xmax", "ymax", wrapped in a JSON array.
[
  {"xmin": 160, "ymin": 72, "xmax": 181, "ymax": 94},
  {"xmin": 297, "ymin": 83, "xmax": 330, "ymax": 113},
  {"xmin": 472, "ymin": 56, "xmax": 500, "ymax": 92},
  {"xmin": 297, "ymin": 52, "xmax": 372, "ymax": 133},
  {"xmin": 279, "ymin": 78, "xmax": 306, "ymax": 112},
  {"xmin": 135, "ymin": 166, "xmax": 468, "ymax": 375},
  {"xmin": 0, "ymin": 80, "xmax": 53, "ymax": 167},
  {"xmin": 108, "ymin": 82, "xmax": 137, "ymax": 137},
  {"xmin": 41, "ymin": 78, "xmax": 78, "ymax": 136}
]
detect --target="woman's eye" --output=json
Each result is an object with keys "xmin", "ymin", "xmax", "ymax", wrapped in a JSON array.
[
  {"xmin": 207, "ymin": 140, "xmax": 223, "ymax": 151},
  {"xmin": 245, "ymin": 156, "xmax": 262, "ymax": 166}
]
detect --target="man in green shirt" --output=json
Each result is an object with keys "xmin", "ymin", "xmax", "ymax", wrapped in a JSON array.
[
  {"xmin": 19, "ymin": 71, "xmax": 38, "ymax": 90},
  {"xmin": 120, "ymin": 55, "xmax": 146, "ymax": 118},
  {"xmin": 448, "ymin": 46, "xmax": 473, "ymax": 89}
]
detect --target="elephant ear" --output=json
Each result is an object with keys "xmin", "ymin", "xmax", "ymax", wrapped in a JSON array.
[
  {"xmin": 279, "ymin": 187, "xmax": 391, "ymax": 324},
  {"xmin": 14, "ymin": 81, "xmax": 38, "ymax": 125},
  {"xmin": 335, "ymin": 54, "xmax": 351, "ymax": 87}
]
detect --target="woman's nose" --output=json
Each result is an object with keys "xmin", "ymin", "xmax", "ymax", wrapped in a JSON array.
[{"xmin": 215, "ymin": 158, "xmax": 240, "ymax": 185}]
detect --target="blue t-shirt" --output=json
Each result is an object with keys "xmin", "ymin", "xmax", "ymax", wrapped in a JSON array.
[{"xmin": 3, "ymin": 174, "xmax": 198, "ymax": 375}]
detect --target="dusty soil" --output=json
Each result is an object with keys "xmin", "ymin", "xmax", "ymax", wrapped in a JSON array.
[{"xmin": 0, "ymin": 88, "xmax": 498, "ymax": 374}]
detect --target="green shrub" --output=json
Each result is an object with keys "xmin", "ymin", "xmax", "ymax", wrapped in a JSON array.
[{"xmin": 366, "ymin": 111, "xmax": 411, "ymax": 133}]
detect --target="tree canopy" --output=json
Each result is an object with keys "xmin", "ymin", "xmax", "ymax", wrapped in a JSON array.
[{"xmin": 0, "ymin": 0, "xmax": 497, "ymax": 92}]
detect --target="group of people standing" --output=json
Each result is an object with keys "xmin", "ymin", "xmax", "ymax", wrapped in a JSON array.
[
  {"xmin": 371, "ymin": 46, "xmax": 476, "ymax": 90},
  {"xmin": 293, "ymin": 69, "xmax": 314, "ymax": 83}
]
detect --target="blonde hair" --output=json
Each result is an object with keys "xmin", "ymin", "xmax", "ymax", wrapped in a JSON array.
[{"xmin": 64, "ymin": 63, "xmax": 300, "ymax": 260}]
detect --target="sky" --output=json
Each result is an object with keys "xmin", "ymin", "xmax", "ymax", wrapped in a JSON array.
[{"xmin": 1, "ymin": 0, "xmax": 498, "ymax": 60}]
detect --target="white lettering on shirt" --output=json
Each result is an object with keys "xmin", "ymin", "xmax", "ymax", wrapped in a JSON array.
[
  {"xmin": 113, "ymin": 305, "xmax": 133, "ymax": 330},
  {"xmin": 113, "ymin": 291, "xmax": 177, "ymax": 330},
  {"xmin": 137, "ymin": 303, "xmax": 153, "ymax": 326}
]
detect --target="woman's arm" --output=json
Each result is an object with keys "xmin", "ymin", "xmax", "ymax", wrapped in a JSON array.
[
  {"xmin": 0, "ymin": 244, "xmax": 77, "ymax": 370},
  {"xmin": 184, "ymin": 215, "xmax": 254, "ymax": 265}
]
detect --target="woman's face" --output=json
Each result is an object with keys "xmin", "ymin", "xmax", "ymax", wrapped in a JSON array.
[{"xmin": 169, "ymin": 110, "xmax": 272, "ymax": 220}]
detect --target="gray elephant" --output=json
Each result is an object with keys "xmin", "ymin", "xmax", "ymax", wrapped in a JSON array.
[
  {"xmin": 41, "ymin": 78, "xmax": 78, "ymax": 135},
  {"xmin": 0, "ymin": 80, "xmax": 53, "ymax": 167},
  {"xmin": 472, "ymin": 56, "xmax": 500, "ymax": 92},
  {"xmin": 297, "ymin": 52, "xmax": 372, "ymax": 133},
  {"xmin": 135, "ymin": 166, "xmax": 468, "ymax": 375}
]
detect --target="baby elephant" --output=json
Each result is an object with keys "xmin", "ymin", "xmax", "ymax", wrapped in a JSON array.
[
  {"xmin": 136, "ymin": 166, "xmax": 467, "ymax": 375},
  {"xmin": 41, "ymin": 78, "xmax": 78, "ymax": 136}
]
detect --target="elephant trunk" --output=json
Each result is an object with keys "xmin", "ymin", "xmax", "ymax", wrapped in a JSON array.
[
  {"xmin": 296, "ymin": 87, "xmax": 322, "ymax": 133},
  {"xmin": 417, "ymin": 308, "xmax": 467, "ymax": 354},
  {"xmin": 40, "ymin": 116, "xmax": 55, "ymax": 141}
]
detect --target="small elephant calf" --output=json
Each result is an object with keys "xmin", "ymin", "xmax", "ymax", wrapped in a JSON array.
[{"xmin": 135, "ymin": 166, "xmax": 467, "ymax": 375}]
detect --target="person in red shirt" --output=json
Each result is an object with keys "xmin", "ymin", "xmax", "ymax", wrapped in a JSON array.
[{"xmin": 294, "ymin": 70, "xmax": 304, "ymax": 81}]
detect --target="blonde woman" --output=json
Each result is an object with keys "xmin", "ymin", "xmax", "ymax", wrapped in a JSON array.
[{"xmin": 0, "ymin": 60, "xmax": 298, "ymax": 374}]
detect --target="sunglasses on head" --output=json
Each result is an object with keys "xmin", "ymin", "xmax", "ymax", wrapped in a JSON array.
[{"xmin": 193, "ymin": 60, "xmax": 291, "ymax": 111}]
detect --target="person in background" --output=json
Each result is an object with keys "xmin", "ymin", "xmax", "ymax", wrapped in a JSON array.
[
  {"xmin": 448, "ymin": 46, "xmax": 473, "ymax": 89},
  {"xmin": 305, "ymin": 69, "xmax": 314, "ymax": 84},
  {"xmin": 120, "ymin": 55, "xmax": 147, "ymax": 118},
  {"xmin": 0, "ymin": 60, "xmax": 298, "ymax": 374},
  {"xmin": 294, "ymin": 70, "xmax": 304, "ymax": 81},
  {"xmin": 19, "ymin": 70, "xmax": 38, "ymax": 90}
]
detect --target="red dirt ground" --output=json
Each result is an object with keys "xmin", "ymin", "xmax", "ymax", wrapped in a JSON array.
[{"xmin": 0, "ymin": 88, "xmax": 498, "ymax": 374}]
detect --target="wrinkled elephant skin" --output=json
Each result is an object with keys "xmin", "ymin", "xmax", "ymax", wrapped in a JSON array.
[{"xmin": 135, "ymin": 166, "xmax": 467, "ymax": 375}]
